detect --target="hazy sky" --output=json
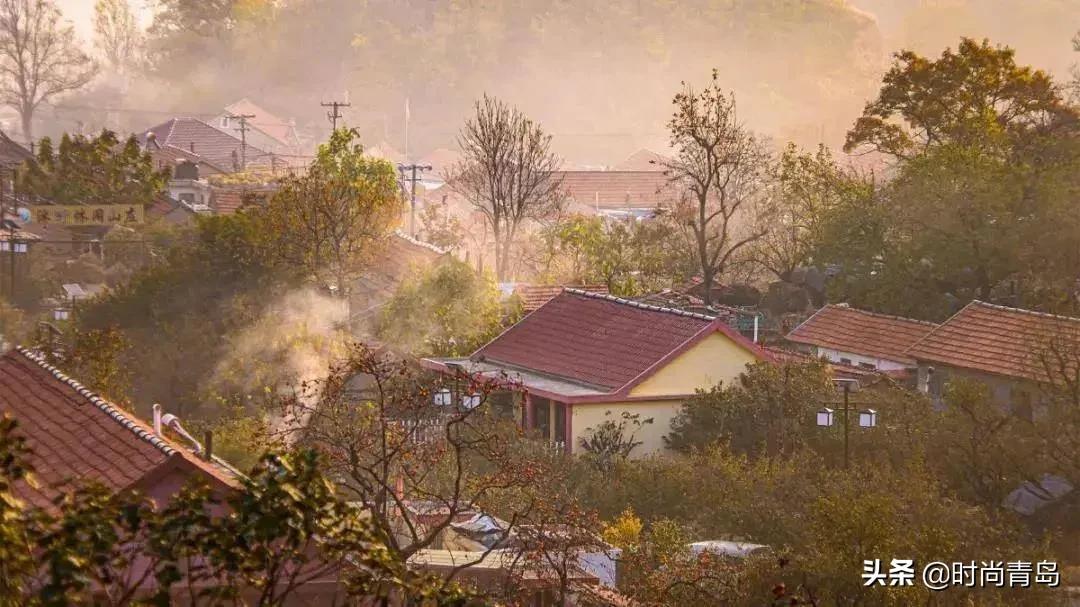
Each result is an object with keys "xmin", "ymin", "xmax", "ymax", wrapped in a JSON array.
[{"xmin": 56, "ymin": 0, "xmax": 154, "ymax": 44}]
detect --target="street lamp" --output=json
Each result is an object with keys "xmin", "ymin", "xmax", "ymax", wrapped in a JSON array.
[{"xmin": 816, "ymin": 378, "xmax": 879, "ymax": 469}]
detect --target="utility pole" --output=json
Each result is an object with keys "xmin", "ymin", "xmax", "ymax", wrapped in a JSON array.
[
  {"xmin": 397, "ymin": 163, "xmax": 431, "ymax": 237},
  {"xmin": 230, "ymin": 113, "xmax": 256, "ymax": 171},
  {"xmin": 321, "ymin": 100, "xmax": 351, "ymax": 131}
]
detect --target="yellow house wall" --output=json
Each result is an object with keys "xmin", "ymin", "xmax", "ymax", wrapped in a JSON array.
[
  {"xmin": 627, "ymin": 332, "xmax": 757, "ymax": 398},
  {"xmin": 571, "ymin": 400, "xmax": 684, "ymax": 457}
]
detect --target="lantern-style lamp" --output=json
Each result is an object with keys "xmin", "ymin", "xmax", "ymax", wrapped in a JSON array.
[
  {"xmin": 816, "ymin": 407, "xmax": 835, "ymax": 427},
  {"xmin": 859, "ymin": 409, "xmax": 878, "ymax": 428}
]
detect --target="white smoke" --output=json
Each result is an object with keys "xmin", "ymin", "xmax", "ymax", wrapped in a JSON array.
[{"xmin": 208, "ymin": 289, "xmax": 350, "ymax": 441}]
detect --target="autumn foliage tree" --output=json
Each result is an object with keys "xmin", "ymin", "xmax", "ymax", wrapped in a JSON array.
[{"xmin": 259, "ymin": 127, "xmax": 401, "ymax": 293}]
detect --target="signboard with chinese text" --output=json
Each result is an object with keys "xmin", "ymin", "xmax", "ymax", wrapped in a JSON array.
[{"xmin": 28, "ymin": 204, "xmax": 144, "ymax": 226}]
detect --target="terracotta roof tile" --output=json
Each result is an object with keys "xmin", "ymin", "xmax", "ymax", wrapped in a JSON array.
[
  {"xmin": 555, "ymin": 171, "xmax": 680, "ymax": 210},
  {"xmin": 906, "ymin": 301, "xmax": 1080, "ymax": 382},
  {"xmin": 0, "ymin": 348, "xmax": 236, "ymax": 510},
  {"xmin": 138, "ymin": 118, "xmax": 272, "ymax": 174},
  {"xmin": 472, "ymin": 290, "xmax": 722, "ymax": 390},
  {"xmin": 513, "ymin": 284, "xmax": 609, "ymax": 313},
  {"xmin": 787, "ymin": 305, "xmax": 937, "ymax": 366}
]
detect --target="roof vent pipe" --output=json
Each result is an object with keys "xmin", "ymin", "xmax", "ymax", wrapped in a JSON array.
[
  {"xmin": 160, "ymin": 413, "xmax": 202, "ymax": 454},
  {"xmin": 152, "ymin": 403, "xmax": 162, "ymax": 435}
]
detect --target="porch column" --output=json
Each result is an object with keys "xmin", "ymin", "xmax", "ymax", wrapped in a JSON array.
[
  {"xmin": 524, "ymin": 392, "xmax": 534, "ymax": 430},
  {"xmin": 565, "ymin": 403, "xmax": 573, "ymax": 455}
]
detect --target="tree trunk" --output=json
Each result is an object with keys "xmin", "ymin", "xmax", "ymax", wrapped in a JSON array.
[{"xmin": 20, "ymin": 106, "xmax": 32, "ymax": 145}]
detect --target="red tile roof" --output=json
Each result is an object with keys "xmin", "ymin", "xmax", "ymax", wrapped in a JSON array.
[
  {"xmin": 513, "ymin": 284, "xmax": 609, "ymax": 313},
  {"xmin": 613, "ymin": 149, "xmax": 669, "ymax": 171},
  {"xmin": 472, "ymin": 289, "xmax": 754, "ymax": 391},
  {"xmin": 0, "ymin": 347, "xmax": 235, "ymax": 510},
  {"xmin": 555, "ymin": 171, "xmax": 681, "ymax": 210},
  {"xmin": 138, "ymin": 118, "xmax": 272, "ymax": 174},
  {"xmin": 223, "ymin": 98, "xmax": 295, "ymax": 147},
  {"xmin": 787, "ymin": 304, "xmax": 937, "ymax": 366},
  {"xmin": 906, "ymin": 301, "xmax": 1080, "ymax": 382}
]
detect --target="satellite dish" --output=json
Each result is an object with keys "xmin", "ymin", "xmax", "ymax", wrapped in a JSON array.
[{"xmin": 17, "ymin": 207, "xmax": 29, "ymax": 222}]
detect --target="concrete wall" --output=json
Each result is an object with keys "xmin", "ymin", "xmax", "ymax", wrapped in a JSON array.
[
  {"xmin": 629, "ymin": 332, "xmax": 757, "ymax": 397},
  {"xmin": 571, "ymin": 399, "xmax": 684, "ymax": 457},
  {"xmin": 816, "ymin": 347, "xmax": 908, "ymax": 372},
  {"xmin": 916, "ymin": 362, "xmax": 1038, "ymax": 417}
]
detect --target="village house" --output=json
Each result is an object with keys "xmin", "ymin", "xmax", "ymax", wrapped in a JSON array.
[
  {"xmin": 555, "ymin": 170, "xmax": 680, "ymax": 219},
  {"xmin": 786, "ymin": 303, "xmax": 937, "ymax": 376},
  {"xmin": 906, "ymin": 300, "xmax": 1080, "ymax": 416},
  {"xmin": 137, "ymin": 117, "xmax": 278, "ymax": 185},
  {"xmin": 0, "ymin": 346, "xmax": 239, "ymax": 511},
  {"xmin": 422, "ymin": 288, "xmax": 770, "ymax": 456},
  {"xmin": 212, "ymin": 98, "xmax": 304, "ymax": 158}
]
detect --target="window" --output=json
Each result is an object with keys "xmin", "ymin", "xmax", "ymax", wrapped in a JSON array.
[
  {"xmin": 219, "ymin": 116, "xmax": 230, "ymax": 128},
  {"xmin": 839, "ymin": 357, "xmax": 852, "ymax": 366},
  {"xmin": 858, "ymin": 362, "xmax": 876, "ymax": 370},
  {"xmin": 461, "ymin": 394, "xmax": 481, "ymax": 409},
  {"xmin": 178, "ymin": 193, "xmax": 195, "ymax": 203}
]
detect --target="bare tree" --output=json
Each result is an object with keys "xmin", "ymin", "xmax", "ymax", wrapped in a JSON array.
[
  {"xmin": 658, "ymin": 70, "xmax": 770, "ymax": 306},
  {"xmin": 280, "ymin": 343, "xmax": 552, "ymax": 586},
  {"xmin": 0, "ymin": 0, "xmax": 97, "ymax": 141},
  {"xmin": 449, "ymin": 95, "xmax": 563, "ymax": 281},
  {"xmin": 93, "ymin": 0, "xmax": 140, "ymax": 74}
]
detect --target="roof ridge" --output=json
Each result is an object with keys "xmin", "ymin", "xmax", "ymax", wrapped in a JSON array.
[
  {"xmin": 827, "ymin": 303, "xmax": 938, "ymax": 326},
  {"xmin": 906, "ymin": 300, "xmax": 1080, "ymax": 358},
  {"xmin": 971, "ymin": 300, "xmax": 1080, "ymax": 324},
  {"xmin": 563, "ymin": 288, "xmax": 716, "ymax": 321},
  {"xmin": 393, "ymin": 229, "xmax": 449, "ymax": 255},
  {"xmin": 12, "ymin": 346, "xmax": 176, "ymax": 456}
]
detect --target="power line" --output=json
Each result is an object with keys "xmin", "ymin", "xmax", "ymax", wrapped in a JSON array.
[{"xmin": 321, "ymin": 100, "xmax": 351, "ymax": 131}]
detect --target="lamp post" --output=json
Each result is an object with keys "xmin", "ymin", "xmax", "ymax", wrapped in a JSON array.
[{"xmin": 816, "ymin": 378, "xmax": 877, "ymax": 469}]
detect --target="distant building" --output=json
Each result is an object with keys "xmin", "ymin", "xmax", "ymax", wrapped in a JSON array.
[
  {"xmin": 786, "ymin": 304, "xmax": 937, "ymax": 374},
  {"xmin": 907, "ymin": 301, "xmax": 1080, "ymax": 415},
  {"xmin": 613, "ymin": 148, "xmax": 669, "ymax": 171},
  {"xmin": 137, "ymin": 117, "xmax": 276, "ymax": 176},
  {"xmin": 0, "ymin": 129, "xmax": 32, "ymax": 168},
  {"xmin": 211, "ymin": 98, "xmax": 303, "ymax": 157},
  {"xmin": 555, "ymin": 170, "xmax": 680, "ymax": 219},
  {"xmin": 424, "ymin": 289, "xmax": 770, "ymax": 456}
]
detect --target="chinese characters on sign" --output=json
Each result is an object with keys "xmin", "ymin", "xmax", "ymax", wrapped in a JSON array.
[
  {"xmin": 28, "ymin": 204, "xmax": 144, "ymax": 226},
  {"xmin": 863, "ymin": 559, "xmax": 1059, "ymax": 590}
]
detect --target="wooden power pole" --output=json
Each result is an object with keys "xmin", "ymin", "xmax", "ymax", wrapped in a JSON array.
[
  {"xmin": 397, "ymin": 164, "xmax": 431, "ymax": 238},
  {"xmin": 230, "ymin": 113, "xmax": 256, "ymax": 170},
  {"xmin": 321, "ymin": 101, "xmax": 351, "ymax": 131}
]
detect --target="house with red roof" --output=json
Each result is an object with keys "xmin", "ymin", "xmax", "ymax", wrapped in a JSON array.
[
  {"xmin": 0, "ymin": 346, "xmax": 238, "ymax": 511},
  {"xmin": 512, "ymin": 283, "xmax": 610, "ymax": 313},
  {"xmin": 786, "ymin": 304, "xmax": 937, "ymax": 375},
  {"xmin": 137, "ymin": 117, "xmax": 276, "ymax": 176},
  {"xmin": 906, "ymin": 301, "xmax": 1080, "ymax": 414},
  {"xmin": 555, "ymin": 170, "xmax": 681, "ymax": 219},
  {"xmin": 212, "ymin": 98, "xmax": 303, "ymax": 157},
  {"xmin": 422, "ymin": 289, "xmax": 769, "ymax": 456}
]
